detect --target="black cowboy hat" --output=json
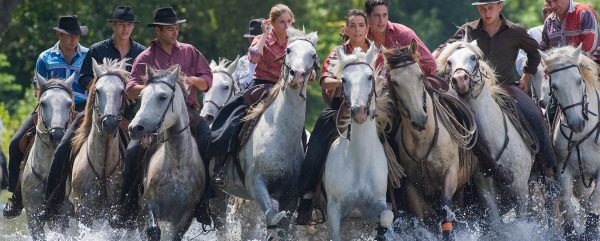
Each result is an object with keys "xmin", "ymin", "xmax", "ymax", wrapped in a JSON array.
[
  {"xmin": 107, "ymin": 6, "xmax": 139, "ymax": 23},
  {"xmin": 53, "ymin": 15, "xmax": 88, "ymax": 36},
  {"xmin": 243, "ymin": 18, "xmax": 263, "ymax": 38},
  {"xmin": 472, "ymin": 0, "xmax": 505, "ymax": 5},
  {"xmin": 147, "ymin": 7, "xmax": 186, "ymax": 27}
]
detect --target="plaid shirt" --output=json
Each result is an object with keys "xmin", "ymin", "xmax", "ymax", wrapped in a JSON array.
[
  {"xmin": 247, "ymin": 31, "xmax": 287, "ymax": 82},
  {"xmin": 541, "ymin": 0, "xmax": 600, "ymax": 62},
  {"xmin": 368, "ymin": 21, "xmax": 437, "ymax": 76}
]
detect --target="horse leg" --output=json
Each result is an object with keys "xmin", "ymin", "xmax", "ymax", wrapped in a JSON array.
[
  {"xmin": 248, "ymin": 175, "xmax": 285, "ymax": 227},
  {"xmin": 405, "ymin": 183, "xmax": 426, "ymax": 220},
  {"xmin": 513, "ymin": 179, "xmax": 530, "ymax": 219},
  {"xmin": 473, "ymin": 174, "xmax": 500, "ymax": 225},
  {"xmin": 144, "ymin": 202, "xmax": 161, "ymax": 241},
  {"xmin": 376, "ymin": 199, "xmax": 393, "ymax": 241},
  {"xmin": 584, "ymin": 177, "xmax": 600, "ymax": 240},
  {"xmin": 275, "ymin": 196, "xmax": 298, "ymax": 240},
  {"xmin": 326, "ymin": 200, "xmax": 342, "ymax": 241},
  {"xmin": 440, "ymin": 176, "xmax": 457, "ymax": 240},
  {"xmin": 26, "ymin": 212, "xmax": 45, "ymax": 241},
  {"xmin": 559, "ymin": 170, "xmax": 577, "ymax": 240}
]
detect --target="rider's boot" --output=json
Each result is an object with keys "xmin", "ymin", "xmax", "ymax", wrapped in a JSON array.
[{"xmin": 3, "ymin": 189, "xmax": 23, "ymax": 219}]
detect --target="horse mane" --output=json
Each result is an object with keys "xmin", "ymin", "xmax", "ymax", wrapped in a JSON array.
[
  {"xmin": 243, "ymin": 27, "xmax": 316, "ymax": 122},
  {"xmin": 436, "ymin": 40, "xmax": 509, "ymax": 101},
  {"xmin": 543, "ymin": 45, "xmax": 600, "ymax": 90},
  {"xmin": 382, "ymin": 45, "xmax": 421, "ymax": 70},
  {"xmin": 72, "ymin": 58, "xmax": 131, "ymax": 152},
  {"xmin": 142, "ymin": 64, "xmax": 190, "ymax": 97}
]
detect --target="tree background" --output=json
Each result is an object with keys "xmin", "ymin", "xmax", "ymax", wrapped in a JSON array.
[{"xmin": 0, "ymin": 0, "xmax": 599, "ymax": 153}]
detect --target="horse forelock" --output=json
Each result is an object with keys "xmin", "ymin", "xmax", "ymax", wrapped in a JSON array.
[
  {"xmin": 37, "ymin": 79, "xmax": 74, "ymax": 100},
  {"xmin": 142, "ymin": 65, "xmax": 190, "ymax": 97},
  {"xmin": 544, "ymin": 46, "xmax": 600, "ymax": 90},
  {"xmin": 333, "ymin": 47, "xmax": 369, "ymax": 78},
  {"xmin": 382, "ymin": 46, "xmax": 420, "ymax": 71}
]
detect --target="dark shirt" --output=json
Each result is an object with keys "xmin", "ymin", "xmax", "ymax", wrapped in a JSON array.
[
  {"xmin": 436, "ymin": 15, "xmax": 540, "ymax": 85},
  {"xmin": 80, "ymin": 37, "xmax": 146, "ymax": 89}
]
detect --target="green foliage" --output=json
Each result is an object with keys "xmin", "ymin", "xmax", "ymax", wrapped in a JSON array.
[{"xmin": 0, "ymin": 87, "xmax": 35, "ymax": 154}]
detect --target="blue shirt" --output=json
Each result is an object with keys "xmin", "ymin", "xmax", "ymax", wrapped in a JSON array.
[{"xmin": 34, "ymin": 41, "xmax": 89, "ymax": 105}]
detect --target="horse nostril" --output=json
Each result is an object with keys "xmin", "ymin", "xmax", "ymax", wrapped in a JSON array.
[
  {"xmin": 135, "ymin": 125, "xmax": 144, "ymax": 132},
  {"xmin": 290, "ymin": 70, "xmax": 295, "ymax": 76},
  {"xmin": 205, "ymin": 115, "xmax": 214, "ymax": 123}
]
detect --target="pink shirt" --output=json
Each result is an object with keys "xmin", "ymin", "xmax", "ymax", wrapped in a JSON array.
[
  {"xmin": 247, "ymin": 31, "xmax": 287, "ymax": 82},
  {"xmin": 368, "ymin": 21, "xmax": 437, "ymax": 76},
  {"xmin": 127, "ymin": 40, "xmax": 213, "ymax": 111}
]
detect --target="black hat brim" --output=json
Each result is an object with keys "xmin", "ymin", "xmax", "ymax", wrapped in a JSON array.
[
  {"xmin": 107, "ymin": 19, "xmax": 140, "ymax": 23},
  {"xmin": 53, "ymin": 26, "xmax": 89, "ymax": 36},
  {"xmin": 472, "ymin": 0, "xmax": 504, "ymax": 5},
  {"xmin": 147, "ymin": 19, "xmax": 186, "ymax": 27},
  {"xmin": 243, "ymin": 33, "xmax": 256, "ymax": 38}
]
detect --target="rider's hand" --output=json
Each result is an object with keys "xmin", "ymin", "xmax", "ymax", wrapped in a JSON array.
[
  {"xmin": 261, "ymin": 19, "xmax": 272, "ymax": 34},
  {"xmin": 519, "ymin": 73, "xmax": 531, "ymax": 92}
]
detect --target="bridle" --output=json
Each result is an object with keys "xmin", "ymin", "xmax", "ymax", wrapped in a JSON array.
[
  {"xmin": 203, "ymin": 70, "xmax": 236, "ymax": 112},
  {"xmin": 36, "ymin": 84, "xmax": 74, "ymax": 146},
  {"xmin": 335, "ymin": 61, "xmax": 377, "ymax": 140},
  {"xmin": 91, "ymin": 73, "xmax": 126, "ymax": 135},
  {"xmin": 548, "ymin": 64, "xmax": 595, "ymax": 121},
  {"xmin": 446, "ymin": 52, "xmax": 486, "ymax": 99},
  {"xmin": 278, "ymin": 38, "xmax": 320, "ymax": 99},
  {"xmin": 387, "ymin": 52, "xmax": 427, "ymax": 121},
  {"xmin": 148, "ymin": 78, "xmax": 190, "ymax": 144}
]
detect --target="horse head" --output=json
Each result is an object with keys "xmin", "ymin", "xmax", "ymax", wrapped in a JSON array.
[
  {"xmin": 35, "ymin": 72, "xmax": 74, "ymax": 145},
  {"xmin": 281, "ymin": 27, "xmax": 318, "ymax": 91},
  {"xmin": 128, "ymin": 65, "xmax": 185, "ymax": 140},
  {"xmin": 90, "ymin": 58, "xmax": 129, "ymax": 135},
  {"xmin": 540, "ymin": 44, "xmax": 600, "ymax": 132},
  {"xmin": 336, "ymin": 42, "xmax": 379, "ymax": 124},
  {"xmin": 201, "ymin": 57, "xmax": 240, "ymax": 124},
  {"xmin": 384, "ymin": 39, "xmax": 428, "ymax": 130}
]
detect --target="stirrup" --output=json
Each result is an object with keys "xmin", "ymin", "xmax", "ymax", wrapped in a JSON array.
[{"xmin": 213, "ymin": 170, "xmax": 225, "ymax": 187}]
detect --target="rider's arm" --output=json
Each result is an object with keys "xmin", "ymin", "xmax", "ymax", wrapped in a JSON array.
[
  {"xmin": 189, "ymin": 49, "xmax": 213, "ymax": 92},
  {"xmin": 125, "ymin": 55, "xmax": 149, "ymax": 100}
]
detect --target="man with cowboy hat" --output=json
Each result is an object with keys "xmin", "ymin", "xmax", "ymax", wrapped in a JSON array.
[
  {"xmin": 3, "ymin": 15, "xmax": 89, "ymax": 219},
  {"xmin": 43, "ymin": 6, "xmax": 147, "ymax": 223},
  {"xmin": 123, "ymin": 6, "xmax": 213, "ymax": 226},
  {"xmin": 433, "ymin": 0, "xmax": 558, "ymax": 188},
  {"xmin": 233, "ymin": 18, "xmax": 263, "ymax": 92}
]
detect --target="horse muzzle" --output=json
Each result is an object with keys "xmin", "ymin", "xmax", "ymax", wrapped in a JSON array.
[
  {"xmin": 410, "ymin": 115, "xmax": 427, "ymax": 131},
  {"xmin": 128, "ymin": 123, "xmax": 149, "ymax": 140},
  {"xmin": 101, "ymin": 116, "xmax": 119, "ymax": 135},
  {"xmin": 451, "ymin": 70, "xmax": 471, "ymax": 95},
  {"xmin": 351, "ymin": 106, "xmax": 368, "ymax": 124},
  {"xmin": 49, "ymin": 128, "xmax": 65, "ymax": 145},
  {"xmin": 567, "ymin": 118, "xmax": 585, "ymax": 133}
]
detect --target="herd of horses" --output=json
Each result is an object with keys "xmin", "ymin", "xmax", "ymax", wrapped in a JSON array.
[{"xmin": 4, "ymin": 27, "xmax": 600, "ymax": 241}]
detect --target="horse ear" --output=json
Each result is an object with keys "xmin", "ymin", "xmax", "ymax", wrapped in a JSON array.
[
  {"xmin": 470, "ymin": 40, "xmax": 478, "ymax": 47},
  {"xmin": 145, "ymin": 64, "xmax": 154, "ymax": 80},
  {"xmin": 227, "ymin": 55, "xmax": 240, "ymax": 74},
  {"xmin": 573, "ymin": 43, "xmax": 582, "ymax": 59},
  {"xmin": 409, "ymin": 39, "xmax": 418, "ymax": 56},
  {"xmin": 118, "ymin": 58, "xmax": 129, "ymax": 70},
  {"xmin": 92, "ymin": 58, "xmax": 104, "ymax": 77},
  {"xmin": 35, "ymin": 71, "xmax": 47, "ymax": 89},
  {"xmin": 169, "ymin": 65, "xmax": 180, "ymax": 84},
  {"xmin": 64, "ymin": 72, "xmax": 75, "ymax": 88},
  {"xmin": 336, "ymin": 46, "xmax": 347, "ymax": 62},
  {"xmin": 209, "ymin": 60, "xmax": 217, "ymax": 69},
  {"xmin": 306, "ymin": 31, "xmax": 318, "ymax": 46},
  {"xmin": 366, "ymin": 42, "xmax": 379, "ymax": 67}
]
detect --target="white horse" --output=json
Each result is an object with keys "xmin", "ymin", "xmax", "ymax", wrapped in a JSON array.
[
  {"xmin": 437, "ymin": 40, "xmax": 535, "ymax": 222},
  {"xmin": 200, "ymin": 57, "xmax": 240, "ymax": 125},
  {"xmin": 69, "ymin": 58, "xmax": 129, "ymax": 227},
  {"xmin": 384, "ymin": 41, "xmax": 478, "ymax": 239},
  {"xmin": 213, "ymin": 27, "xmax": 318, "ymax": 239},
  {"xmin": 128, "ymin": 65, "xmax": 204, "ymax": 241},
  {"xmin": 21, "ymin": 73, "xmax": 74, "ymax": 240},
  {"xmin": 323, "ymin": 43, "xmax": 394, "ymax": 241},
  {"xmin": 540, "ymin": 44, "xmax": 600, "ymax": 239}
]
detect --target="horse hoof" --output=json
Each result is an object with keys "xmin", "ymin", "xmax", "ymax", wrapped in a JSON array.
[
  {"xmin": 146, "ymin": 226, "xmax": 161, "ymax": 241},
  {"xmin": 375, "ymin": 226, "xmax": 388, "ymax": 241},
  {"xmin": 266, "ymin": 210, "xmax": 286, "ymax": 227}
]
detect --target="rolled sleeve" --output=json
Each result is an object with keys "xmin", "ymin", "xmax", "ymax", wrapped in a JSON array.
[
  {"xmin": 194, "ymin": 51, "xmax": 213, "ymax": 91},
  {"xmin": 33, "ymin": 55, "xmax": 46, "ymax": 84},
  {"xmin": 579, "ymin": 10, "xmax": 599, "ymax": 53},
  {"xmin": 248, "ymin": 35, "xmax": 263, "ymax": 64},
  {"xmin": 407, "ymin": 30, "xmax": 437, "ymax": 76},
  {"xmin": 320, "ymin": 49, "xmax": 337, "ymax": 84}
]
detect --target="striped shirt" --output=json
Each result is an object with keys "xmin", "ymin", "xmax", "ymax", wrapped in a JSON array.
[{"xmin": 541, "ymin": 0, "xmax": 600, "ymax": 62}]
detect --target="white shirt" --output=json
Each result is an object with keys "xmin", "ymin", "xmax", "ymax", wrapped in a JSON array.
[
  {"xmin": 233, "ymin": 55, "xmax": 256, "ymax": 91},
  {"xmin": 516, "ymin": 25, "xmax": 543, "ymax": 76}
]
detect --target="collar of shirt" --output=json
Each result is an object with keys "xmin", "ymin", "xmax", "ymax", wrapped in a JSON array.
[
  {"xmin": 50, "ymin": 41, "xmax": 84, "ymax": 58},
  {"xmin": 472, "ymin": 14, "xmax": 510, "ymax": 32},
  {"xmin": 568, "ymin": 0, "xmax": 576, "ymax": 13},
  {"xmin": 150, "ymin": 39, "xmax": 183, "ymax": 55}
]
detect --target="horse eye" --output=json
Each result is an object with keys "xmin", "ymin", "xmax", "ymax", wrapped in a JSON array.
[
  {"xmin": 289, "ymin": 69, "xmax": 296, "ymax": 76},
  {"xmin": 223, "ymin": 85, "xmax": 230, "ymax": 90},
  {"xmin": 159, "ymin": 95, "xmax": 168, "ymax": 101},
  {"xmin": 312, "ymin": 53, "xmax": 316, "ymax": 59},
  {"xmin": 341, "ymin": 77, "xmax": 346, "ymax": 83},
  {"xmin": 368, "ymin": 75, "xmax": 373, "ymax": 80},
  {"xmin": 286, "ymin": 48, "xmax": 291, "ymax": 54},
  {"xmin": 447, "ymin": 60, "xmax": 452, "ymax": 67},
  {"xmin": 578, "ymin": 78, "xmax": 583, "ymax": 85},
  {"xmin": 40, "ymin": 101, "xmax": 46, "ymax": 107},
  {"xmin": 470, "ymin": 55, "xmax": 477, "ymax": 61}
]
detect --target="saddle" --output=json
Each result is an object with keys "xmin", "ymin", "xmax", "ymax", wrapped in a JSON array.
[{"xmin": 18, "ymin": 113, "xmax": 38, "ymax": 155}]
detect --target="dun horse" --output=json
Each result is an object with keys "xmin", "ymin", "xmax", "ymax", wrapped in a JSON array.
[
  {"xmin": 128, "ymin": 65, "xmax": 204, "ymax": 241},
  {"xmin": 21, "ymin": 73, "xmax": 74, "ymax": 240},
  {"xmin": 69, "ymin": 58, "xmax": 129, "ymax": 227},
  {"xmin": 540, "ymin": 44, "xmax": 600, "ymax": 239}
]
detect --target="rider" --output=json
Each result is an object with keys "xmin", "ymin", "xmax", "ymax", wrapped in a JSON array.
[
  {"xmin": 540, "ymin": 0, "xmax": 600, "ymax": 121},
  {"xmin": 44, "ymin": 5, "xmax": 146, "ymax": 218},
  {"xmin": 3, "ymin": 15, "xmax": 89, "ymax": 219},
  {"xmin": 233, "ymin": 18, "xmax": 263, "ymax": 92},
  {"xmin": 516, "ymin": 2, "xmax": 552, "ymax": 81},
  {"xmin": 433, "ymin": 0, "xmax": 558, "ymax": 179},
  {"xmin": 210, "ymin": 4, "xmax": 315, "ymax": 184},
  {"xmin": 122, "ymin": 7, "xmax": 213, "ymax": 226},
  {"xmin": 296, "ymin": 9, "xmax": 382, "ymax": 225}
]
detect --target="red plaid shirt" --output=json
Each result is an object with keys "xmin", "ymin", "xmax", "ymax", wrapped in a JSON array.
[
  {"xmin": 247, "ymin": 31, "xmax": 287, "ymax": 82},
  {"xmin": 541, "ymin": 0, "xmax": 600, "ymax": 62},
  {"xmin": 368, "ymin": 21, "xmax": 437, "ymax": 76}
]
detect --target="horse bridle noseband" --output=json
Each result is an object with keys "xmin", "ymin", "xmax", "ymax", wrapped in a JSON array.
[
  {"xmin": 447, "ymin": 54, "xmax": 485, "ymax": 99},
  {"xmin": 149, "ymin": 79, "xmax": 190, "ymax": 144},
  {"xmin": 203, "ymin": 70, "xmax": 236, "ymax": 111},
  {"xmin": 549, "ymin": 64, "xmax": 595, "ymax": 121},
  {"xmin": 91, "ymin": 73, "xmax": 126, "ymax": 135},
  {"xmin": 388, "ymin": 57, "xmax": 428, "ymax": 120},
  {"xmin": 36, "ymin": 84, "xmax": 74, "ymax": 145}
]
